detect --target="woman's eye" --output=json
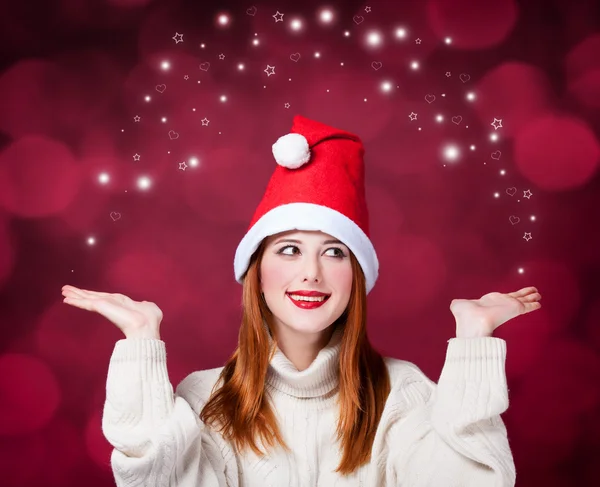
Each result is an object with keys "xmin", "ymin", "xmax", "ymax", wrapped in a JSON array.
[
  {"xmin": 326, "ymin": 247, "xmax": 346, "ymax": 258},
  {"xmin": 277, "ymin": 246, "xmax": 346, "ymax": 258},
  {"xmin": 278, "ymin": 245, "xmax": 298, "ymax": 255}
]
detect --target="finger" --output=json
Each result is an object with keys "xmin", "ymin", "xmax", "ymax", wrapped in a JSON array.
[
  {"xmin": 63, "ymin": 296, "xmax": 95, "ymax": 311},
  {"xmin": 520, "ymin": 292, "xmax": 541, "ymax": 302},
  {"xmin": 522, "ymin": 301, "xmax": 542, "ymax": 313},
  {"xmin": 508, "ymin": 286, "xmax": 537, "ymax": 298}
]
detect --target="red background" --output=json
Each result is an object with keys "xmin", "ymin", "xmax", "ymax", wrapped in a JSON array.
[{"xmin": 0, "ymin": 0, "xmax": 599, "ymax": 485}]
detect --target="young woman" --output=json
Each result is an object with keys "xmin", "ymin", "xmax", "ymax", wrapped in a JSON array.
[{"xmin": 62, "ymin": 115, "xmax": 541, "ymax": 486}]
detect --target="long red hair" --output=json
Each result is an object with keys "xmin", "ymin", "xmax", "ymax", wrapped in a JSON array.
[{"xmin": 200, "ymin": 240, "xmax": 391, "ymax": 474}]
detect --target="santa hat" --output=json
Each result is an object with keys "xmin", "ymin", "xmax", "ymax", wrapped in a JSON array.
[{"xmin": 233, "ymin": 115, "xmax": 379, "ymax": 294}]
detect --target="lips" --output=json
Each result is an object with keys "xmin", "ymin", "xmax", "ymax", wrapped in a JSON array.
[
  {"xmin": 286, "ymin": 293, "xmax": 330, "ymax": 310},
  {"xmin": 286, "ymin": 290, "xmax": 330, "ymax": 297}
]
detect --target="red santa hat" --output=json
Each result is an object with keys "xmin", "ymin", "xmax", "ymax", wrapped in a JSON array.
[{"xmin": 234, "ymin": 115, "xmax": 379, "ymax": 294}]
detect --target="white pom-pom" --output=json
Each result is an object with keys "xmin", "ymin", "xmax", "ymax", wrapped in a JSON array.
[{"xmin": 272, "ymin": 133, "xmax": 311, "ymax": 169}]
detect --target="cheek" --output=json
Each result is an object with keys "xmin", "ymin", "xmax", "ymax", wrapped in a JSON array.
[
  {"xmin": 327, "ymin": 263, "xmax": 353, "ymax": 294},
  {"xmin": 261, "ymin": 258, "xmax": 293, "ymax": 289}
]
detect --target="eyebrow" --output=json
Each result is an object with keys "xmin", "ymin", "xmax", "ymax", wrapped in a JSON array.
[{"xmin": 273, "ymin": 238, "xmax": 345, "ymax": 246}]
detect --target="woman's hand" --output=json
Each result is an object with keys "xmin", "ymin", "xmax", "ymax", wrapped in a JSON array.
[
  {"xmin": 61, "ymin": 285, "xmax": 163, "ymax": 339},
  {"xmin": 449, "ymin": 286, "xmax": 542, "ymax": 338}
]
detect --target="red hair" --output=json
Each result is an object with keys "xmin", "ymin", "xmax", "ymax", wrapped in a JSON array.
[{"xmin": 200, "ymin": 240, "xmax": 390, "ymax": 474}]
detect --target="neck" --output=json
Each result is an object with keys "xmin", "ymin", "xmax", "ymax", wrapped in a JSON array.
[{"xmin": 273, "ymin": 324, "xmax": 337, "ymax": 371}]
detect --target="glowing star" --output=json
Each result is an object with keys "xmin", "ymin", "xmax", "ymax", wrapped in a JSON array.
[
  {"xmin": 491, "ymin": 118, "xmax": 503, "ymax": 130},
  {"xmin": 365, "ymin": 6, "xmax": 372, "ymax": 13},
  {"xmin": 273, "ymin": 11, "xmax": 284, "ymax": 22},
  {"xmin": 133, "ymin": 153, "xmax": 141, "ymax": 161},
  {"xmin": 264, "ymin": 64, "xmax": 276, "ymax": 76},
  {"xmin": 184, "ymin": 75, "xmax": 189, "ymax": 80},
  {"xmin": 284, "ymin": 102, "xmax": 290, "ymax": 108},
  {"xmin": 409, "ymin": 112, "xmax": 417, "ymax": 121},
  {"xmin": 218, "ymin": 53, "xmax": 225, "ymax": 60},
  {"xmin": 523, "ymin": 232, "xmax": 532, "ymax": 241},
  {"xmin": 133, "ymin": 115, "xmax": 141, "ymax": 122},
  {"xmin": 172, "ymin": 32, "xmax": 184, "ymax": 44},
  {"xmin": 445, "ymin": 71, "xmax": 451, "ymax": 77},
  {"xmin": 201, "ymin": 117, "xmax": 210, "ymax": 126},
  {"xmin": 523, "ymin": 189, "xmax": 533, "ymax": 199},
  {"xmin": 415, "ymin": 38, "xmax": 422, "ymax": 44},
  {"xmin": 179, "ymin": 161, "xmax": 188, "ymax": 171}
]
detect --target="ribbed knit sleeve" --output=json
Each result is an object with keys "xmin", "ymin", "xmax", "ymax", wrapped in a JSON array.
[
  {"xmin": 386, "ymin": 337, "xmax": 516, "ymax": 487},
  {"xmin": 102, "ymin": 339, "xmax": 237, "ymax": 487}
]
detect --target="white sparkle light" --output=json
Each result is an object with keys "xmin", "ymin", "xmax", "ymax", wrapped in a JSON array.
[
  {"xmin": 530, "ymin": 215, "xmax": 536, "ymax": 221},
  {"xmin": 238, "ymin": 63, "xmax": 245, "ymax": 70},
  {"xmin": 518, "ymin": 268, "xmax": 525, "ymax": 274},
  {"xmin": 367, "ymin": 31, "xmax": 383, "ymax": 46},
  {"xmin": 436, "ymin": 114, "xmax": 444, "ymax": 122},
  {"xmin": 466, "ymin": 92, "xmax": 476, "ymax": 101},
  {"xmin": 161, "ymin": 61, "xmax": 170, "ymax": 70},
  {"xmin": 344, "ymin": 31, "xmax": 350, "ymax": 37},
  {"xmin": 144, "ymin": 95, "xmax": 151, "ymax": 102},
  {"xmin": 500, "ymin": 169, "xmax": 506, "ymax": 175},
  {"xmin": 291, "ymin": 19, "xmax": 302, "ymax": 30},
  {"xmin": 445, "ymin": 37, "xmax": 452, "ymax": 44},
  {"xmin": 161, "ymin": 117, "xmax": 167, "ymax": 123},
  {"xmin": 220, "ymin": 95, "xmax": 227, "ymax": 102},
  {"xmin": 252, "ymin": 39, "xmax": 260, "ymax": 46},
  {"xmin": 470, "ymin": 145, "xmax": 476, "ymax": 150},
  {"xmin": 98, "ymin": 173, "xmax": 110, "ymax": 184},
  {"xmin": 411, "ymin": 61, "xmax": 419, "ymax": 70},
  {"xmin": 87, "ymin": 237, "xmax": 96, "ymax": 246},
  {"xmin": 494, "ymin": 192, "xmax": 500, "ymax": 198},
  {"xmin": 381, "ymin": 81, "xmax": 393, "ymax": 92},
  {"xmin": 490, "ymin": 133, "xmax": 499, "ymax": 142},
  {"xmin": 217, "ymin": 14, "xmax": 230, "ymax": 26},
  {"xmin": 315, "ymin": 52, "xmax": 321, "ymax": 58},
  {"xmin": 443, "ymin": 145, "xmax": 460, "ymax": 162},
  {"xmin": 200, "ymin": 43, "xmax": 206, "ymax": 48},
  {"xmin": 137, "ymin": 176, "xmax": 152, "ymax": 191},
  {"xmin": 320, "ymin": 9, "xmax": 334, "ymax": 23},
  {"xmin": 395, "ymin": 28, "xmax": 407, "ymax": 38},
  {"xmin": 189, "ymin": 157, "xmax": 200, "ymax": 167}
]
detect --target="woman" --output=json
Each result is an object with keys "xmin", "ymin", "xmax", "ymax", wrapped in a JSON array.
[{"xmin": 62, "ymin": 115, "xmax": 541, "ymax": 486}]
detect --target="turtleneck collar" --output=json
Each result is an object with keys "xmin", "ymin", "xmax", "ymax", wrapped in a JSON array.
[{"xmin": 266, "ymin": 325, "xmax": 343, "ymax": 399}]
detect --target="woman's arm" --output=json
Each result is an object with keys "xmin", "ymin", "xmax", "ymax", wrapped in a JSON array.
[
  {"xmin": 387, "ymin": 338, "xmax": 515, "ymax": 487},
  {"xmin": 102, "ymin": 338, "xmax": 238, "ymax": 487}
]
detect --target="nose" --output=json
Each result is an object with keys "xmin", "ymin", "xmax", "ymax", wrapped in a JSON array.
[{"xmin": 302, "ymin": 255, "xmax": 322, "ymax": 283}]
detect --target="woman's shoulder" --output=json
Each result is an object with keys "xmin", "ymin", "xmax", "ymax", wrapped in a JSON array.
[
  {"xmin": 174, "ymin": 366, "xmax": 225, "ymax": 414},
  {"xmin": 382, "ymin": 356, "xmax": 436, "ymax": 405}
]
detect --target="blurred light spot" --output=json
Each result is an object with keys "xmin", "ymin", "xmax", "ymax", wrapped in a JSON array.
[
  {"xmin": 98, "ymin": 173, "xmax": 110, "ymax": 184},
  {"xmin": 367, "ymin": 31, "xmax": 382, "ymax": 46},
  {"xmin": 443, "ymin": 145, "xmax": 460, "ymax": 161},
  {"xmin": 320, "ymin": 9, "xmax": 334, "ymax": 23},
  {"xmin": 217, "ymin": 14, "xmax": 230, "ymax": 26},
  {"xmin": 137, "ymin": 176, "xmax": 152, "ymax": 190},
  {"xmin": 395, "ymin": 27, "xmax": 407, "ymax": 38}
]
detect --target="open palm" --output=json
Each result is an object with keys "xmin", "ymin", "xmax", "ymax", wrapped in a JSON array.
[
  {"xmin": 61, "ymin": 285, "xmax": 163, "ymax": 338},
  {"xmin": 450, "ymin": 286, "xmax": 542, "ymax": 338}
]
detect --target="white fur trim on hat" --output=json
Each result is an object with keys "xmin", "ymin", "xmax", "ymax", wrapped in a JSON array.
[
  {"xmin": 272, "ymin": 133, "xmax": 311, "ymax": 169},
  {"xmin": 234, "ymin": 203, "xmax": 379, "ymax": 294}
]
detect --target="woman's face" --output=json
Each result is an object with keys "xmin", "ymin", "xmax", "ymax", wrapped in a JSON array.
[{"xmin": 260, "ymin": 230, "xmax": 353, "ymax": 337}]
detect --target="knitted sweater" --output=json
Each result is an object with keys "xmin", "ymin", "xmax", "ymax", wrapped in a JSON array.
[{"xmin": 102, "ymin": 326, "xmax": 516, "ymax": 486}]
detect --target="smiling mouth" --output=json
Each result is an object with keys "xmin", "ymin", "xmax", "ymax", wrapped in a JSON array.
[{"xmin": 286, "ymin": 293, "xmax": 331, "ymax": 302}]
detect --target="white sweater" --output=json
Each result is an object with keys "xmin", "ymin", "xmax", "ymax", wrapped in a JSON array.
[{"xmin": 102, "ymin": 326, "xmax": 516, "ymax": 486}]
